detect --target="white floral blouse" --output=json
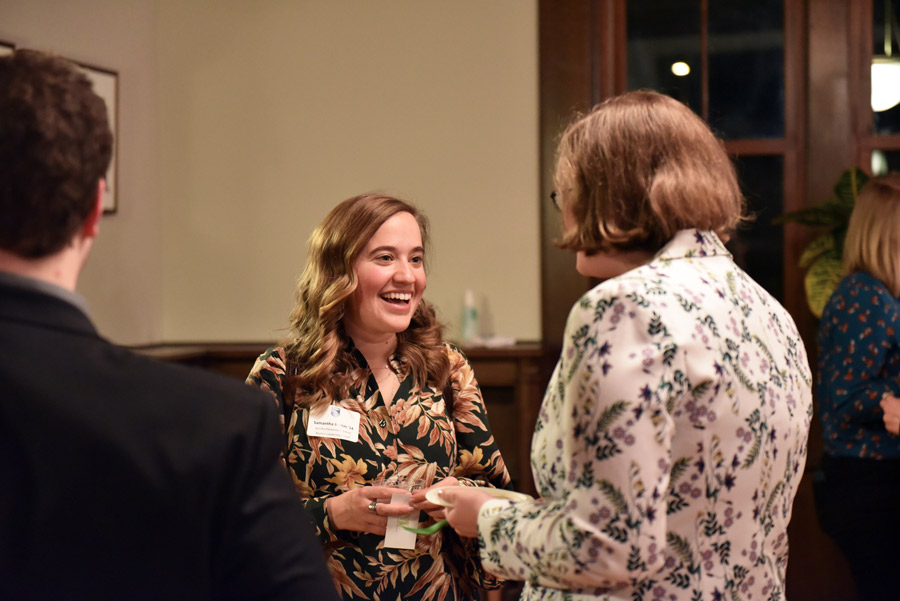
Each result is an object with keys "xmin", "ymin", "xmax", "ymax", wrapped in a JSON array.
[{"xmin": 477, "ymin": 230, "xmax": 813, "ymax": 601}]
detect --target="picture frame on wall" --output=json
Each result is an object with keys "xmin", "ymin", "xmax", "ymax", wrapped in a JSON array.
[
  {"xmin": 0, "ymin": 39, "xmax": 14, "ymax": 56},
  {"xmin": 76, "ymin": 61, "xmax": 119, "ymax": 214}
]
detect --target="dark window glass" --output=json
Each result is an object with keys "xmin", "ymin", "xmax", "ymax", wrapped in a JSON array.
[
  {"xmin": 874, "ymin": 104, "xmax": 900, "ymax": 135},
  {"xmin": 708, "ymin": 0, "xmax": 784, "ymax": 139},
  {"xmin": 873, "ymin": 0, "xmax": 900, "ymax": 56},
  {"xmin": 626, "ymin": 0, "xmax": 702, "ymax": 114},
  {"xmin": 728, "ymin": 156, "xmax": 784, "ymax": 300},
  {"xmin": 873, "ymin": 0, "xmax": 900, "ymax": 134},
  {"xmin": 625, "ymin": 3, "xmax": 787, "ymax": 302}
]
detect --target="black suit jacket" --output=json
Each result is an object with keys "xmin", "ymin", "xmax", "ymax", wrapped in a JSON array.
[{"xmin": 0, "ymin": 280, "xmax": 337, "ymax": 601}]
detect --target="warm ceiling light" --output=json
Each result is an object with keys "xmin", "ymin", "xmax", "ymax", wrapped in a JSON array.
[
  {"xmin": 872, "ymin": 149, "xmax": 889, "ymax": 175},
  {"xmin": 872, "ymin": 0, "xmax": 900, "ymax": 112},
  {"xmin": 871, "ymin": 58, "xmax": 900, "ymax": 112},
  {"xmin": 671, "ymin": 61, "xmax": 690, "ymax": 77}
]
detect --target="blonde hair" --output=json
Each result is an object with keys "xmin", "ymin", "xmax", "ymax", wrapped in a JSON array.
[
  {"xmin": 843, "ymin": 173, "xmax": 900, "ymax": 296},
  {"xmin": 282, "ymin": 193, "xmax": 449, "ymax": 410},
  {"xmin": 554, "ymin": 90, "xmax": 745, "ymax": 254}
]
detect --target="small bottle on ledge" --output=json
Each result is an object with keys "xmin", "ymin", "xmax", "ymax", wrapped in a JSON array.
[{"xmin": 461, "ymin": 289, "xmax": 479, "ymax": 344}]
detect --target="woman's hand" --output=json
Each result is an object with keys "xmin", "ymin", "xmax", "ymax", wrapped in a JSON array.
[
  {"xmin": 326, "ymin": 485, "xmax": 414, "ymax": 535},
  {"xmin": 409, "ymin": 476, "xmax": 459, "ymax": 520},
  {"xmin": 881, "ymin": 394, "xmax": 900, "ymax": 434},
  {"xmin": 438, "ymin": 487, "xmax": 494, "ymax": 539}
]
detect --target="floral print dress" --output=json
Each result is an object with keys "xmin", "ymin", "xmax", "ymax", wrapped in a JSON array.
[
  {"xmin": 247, "ymin": 343, "xmax": 511, "ymax": 601},
  {"xmin": 817, "ymin": 271, "xmax": 900, "ymax": 458},
  {"xmin": 476, "ymin": 230, "xmax": 813, "ymax": 601}
]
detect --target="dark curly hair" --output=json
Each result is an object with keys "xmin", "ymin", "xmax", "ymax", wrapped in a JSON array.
[
  {"xmin": 282, "ymin": 193, "xmax": 450, "ymax": 411},
  {"xmin": 0, "ymin": 49, "xmax": 113, "ymax": 258}
]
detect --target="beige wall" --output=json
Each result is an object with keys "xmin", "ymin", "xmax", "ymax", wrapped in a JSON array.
[
  {"xmin": 0, "ymin": 0, "xmax": 163, "ymax": 345},
  {"xmin": 1, "ymin": 1, "xmax": 540, "ymax": 346}
]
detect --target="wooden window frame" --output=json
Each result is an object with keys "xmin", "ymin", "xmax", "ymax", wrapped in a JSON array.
[{"xmin": 539, "ymin": 0, "xmax": 807, "ymax": 353}]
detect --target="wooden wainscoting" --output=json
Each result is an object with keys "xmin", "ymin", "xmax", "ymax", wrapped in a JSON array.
[{"xmin": 133, "ymin": 342, "xmax": 273, "ymax": 380}]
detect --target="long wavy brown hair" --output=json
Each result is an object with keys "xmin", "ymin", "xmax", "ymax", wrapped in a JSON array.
[{"xmin": 282, "ymin": 193, "xmax": 450, "ymax": 410}]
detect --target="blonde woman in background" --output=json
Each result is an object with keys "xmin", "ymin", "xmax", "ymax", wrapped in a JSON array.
[
  {"xmin": 247, "ymin": 193, "xmax": 511, "ymax": 601},
  {"xmin": 441, "ymin": 90, "xmax": 813, "ymax": 601},
  {"xmin": 817, "ymin": 173, "xmax": 900, "ymax": 601}
]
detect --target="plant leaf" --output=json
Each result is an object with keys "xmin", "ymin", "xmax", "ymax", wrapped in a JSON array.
[
  {"xmin": 832, "ymin": 167, "xmax": 869, "ymax": 208},
  {"xmin": 798, "ymin": 233, "xmax": 835, "ymax": 269},
  {"xmin": 771, "ymin": 204, "xmax": 849, "ymax": 227},
  {"xmin": 773, "ymin": 165, "xmax": 864, "ymax": 320},
  {"xmin": 804, "ymin": 253, "xmax": 843, "ymax": 318},
  {"xmin": 772, "ymin": 167, "xmax": 864, "ymax": 227}
]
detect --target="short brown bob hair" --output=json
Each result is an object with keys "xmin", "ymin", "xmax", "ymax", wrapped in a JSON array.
[
  {"xmin": 842, "ymin": 173, "xmax": 900, "ymax": 297},
  {"xmin": 554, "ymin": 90, "xmax": 744, "ymax": 255}
]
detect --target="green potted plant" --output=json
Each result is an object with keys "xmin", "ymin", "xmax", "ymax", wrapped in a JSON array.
[{"xmin": 773, "ymin": 167, "xmax": 869, "ymax": 318}]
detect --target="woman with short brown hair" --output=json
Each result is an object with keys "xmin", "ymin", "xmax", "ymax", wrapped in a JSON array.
[
  {"xmin": 442, "ymin": 90, "xmax": 812, "ymax": 601},
  {"xmin": 554, "ymin": 90, "xmax": 743, "ymax": 255}
]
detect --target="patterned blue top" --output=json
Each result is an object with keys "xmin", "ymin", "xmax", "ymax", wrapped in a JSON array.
[
  {"xmin": 818, "ymin": 271, "xmax": 900, "ymax": 458},
  {"xmin": 476, "ymin": 230, "xmax": 813, "ymax": 601}
]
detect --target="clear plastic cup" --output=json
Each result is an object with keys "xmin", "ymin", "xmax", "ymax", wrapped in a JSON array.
[{"xmin": 372, "ymin": 475, "xmax": 425, "ymax": 492}]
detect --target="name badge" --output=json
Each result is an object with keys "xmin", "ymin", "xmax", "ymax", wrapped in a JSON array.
[
  {"xmin": 384, "ymin": 492, "xmax": 420, "ymax": 550},
  {"xmin": 307, "ymin": 405, "xmax": 360, "ymax": 442}
]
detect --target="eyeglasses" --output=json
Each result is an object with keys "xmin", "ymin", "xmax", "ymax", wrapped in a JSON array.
[{"xmin": 550, "ymin": 191, "xmax": 561, "ymax": 211}]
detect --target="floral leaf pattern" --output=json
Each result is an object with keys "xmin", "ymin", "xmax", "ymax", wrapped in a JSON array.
[
  {"xmin": 247, "ymin": 342, "xmax": 511, "ymax": 601},
  {"xmin": 475, "ymin": 230, "xmax": 812, "ymax": 601}
]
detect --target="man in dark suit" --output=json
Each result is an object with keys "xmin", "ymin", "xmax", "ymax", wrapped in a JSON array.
[{"xmin": 0, "ymin": 49, "xmax": 337, "ymax": 601}]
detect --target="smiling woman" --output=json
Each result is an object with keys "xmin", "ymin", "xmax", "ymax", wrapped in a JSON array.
[
  {"xmin": 245, "ymin": 192, "xmax": 512, "ymax": 601},
  {"xmin": 343, "ymin": 211, "xmax": 426, "ymax": 359}
]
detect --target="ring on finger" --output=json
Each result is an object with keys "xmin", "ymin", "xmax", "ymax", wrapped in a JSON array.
[{"xmin": 368, "ymin": 500, "xmax": 379, "ymax": 514}]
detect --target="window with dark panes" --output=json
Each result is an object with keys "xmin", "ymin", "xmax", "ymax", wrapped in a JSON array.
[
  {"xmin": 708, "ymin": 2, "xmax": 784, "ymax": 139},
  {"xmin": 626, "ymin": 0, "xmax": 789, "ymax": 301},
  {"xmin": 627, "ymin": 1, "xmax": 702, "ymax": 112}
]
